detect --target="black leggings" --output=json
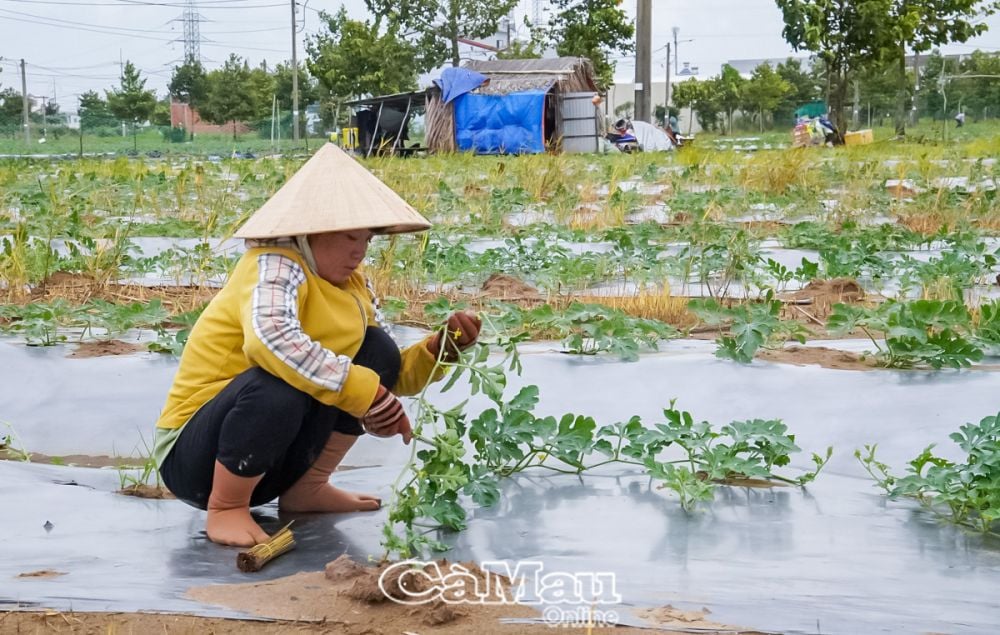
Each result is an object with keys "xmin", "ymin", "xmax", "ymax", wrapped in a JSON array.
[{"xmin": 160, "ymin": 327, "xmax": 401, "ymax": 510}]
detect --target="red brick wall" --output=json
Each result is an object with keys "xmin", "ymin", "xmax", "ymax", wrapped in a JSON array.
[{"xmin": 170, "ymin": 100, "xmax": 252, "ymax": 135}]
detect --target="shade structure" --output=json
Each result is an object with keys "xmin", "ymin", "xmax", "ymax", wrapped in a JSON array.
[{"xmin": 234, "ymin": 143, "xmax": 431, "ymax": 238}]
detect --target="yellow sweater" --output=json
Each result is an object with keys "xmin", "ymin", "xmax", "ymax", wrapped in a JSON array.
[{"xmin": 155, "ymin": 246, "xmax": 440, "ymax": 453}]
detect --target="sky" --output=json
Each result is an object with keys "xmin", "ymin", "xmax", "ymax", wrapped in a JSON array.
[{"xmin": 3, "ymin": 0, "xmax": 1000, "ymax": 113}]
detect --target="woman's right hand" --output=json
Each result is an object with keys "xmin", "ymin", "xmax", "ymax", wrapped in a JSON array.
[{"xmin": 360, "ymin": 385, "xmax": 412, "ymax": 444}]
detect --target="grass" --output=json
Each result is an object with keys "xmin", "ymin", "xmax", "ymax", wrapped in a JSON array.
[
  {"xmin": 0, "ymin": 128, "xmax": 322, "ymax": 157},
  {"xmin": 2, "ymin": 120, "xmax": 1000, "ymax": 355},
  {"xmin": 0, "ymin": 422, "xmax": 31, "ymax": 462}
]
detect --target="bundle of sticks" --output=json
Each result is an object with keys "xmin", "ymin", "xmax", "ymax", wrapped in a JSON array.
[{"xmin": 237, "ymin": 522, "xmax": 296, "ymax": 573}]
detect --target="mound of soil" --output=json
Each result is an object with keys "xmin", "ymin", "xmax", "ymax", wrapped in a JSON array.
[
  {"xmin": 189, "ymin": 556, "xmax": 535, "ymax": 633},
  {"xmin": 480, "ymin": 273, "xmax": 543, "ymax": 302},
  {"xmin": 119, "ymin": 483, "xmax": 174, "ymax": 499},
  {"xmin": 779, "ymin": 278, "xmax": 867, "ymax": 321}
]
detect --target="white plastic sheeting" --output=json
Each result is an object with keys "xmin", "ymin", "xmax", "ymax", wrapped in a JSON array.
[{"xmin": 631, "ymin": 121, "xmax": 674, "ymax": 152}]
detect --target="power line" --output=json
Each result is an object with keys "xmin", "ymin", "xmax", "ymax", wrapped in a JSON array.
[
  {"xmin": 0, "ymin": 7, "xmax": 175, "ymax": 32},
  {"xmin": 0, "ymin": 8, "xmax": 291, "ymax": 44},
  {"xmin": 0, "ymin": 13, "xmax": 177, "ymax": 40},
  {"xmin": 3, "ymin": 0, "xmax": 285, "ymax": 7}
]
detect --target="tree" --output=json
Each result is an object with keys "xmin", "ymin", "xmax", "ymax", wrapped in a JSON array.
[
  {"xmin": 0, "ymin": 88, "xmax": 27, "ymax": 135},
  {"xmin": 151, "ymin": 97, "xmax": 172, "ymax": 127},
  {"xmin": 855, "ymin": 57, "xmax": 901, "ymax": 125},
  {"xmin": 915, "ymin": 50, "xmax": 949, "ymax": 118},
  {"xmin": 364, "ymin": 0, "xmax": 517, "ymax": 69},
  {"xmin": 497, "ymin": 20, "xmax": 546, "ymax": 60},
  {"xmin": 78, "ymin": 90, "xmax": 116, "ymax": 130},
  {"xmin": 881, "ymin": 0, "xmax": 999, "ymax": 136},
  {"xmin": 673, "ymin": 78, "xmax": 721, "ymax": 132},
  {"xmin": 716, "ymin": 64, "xmax": 746, "ymax": 134},
  {"xmin": 307, "ymin": 8, "xmax": 420, "ymax": 100},
  {"xmin": 614, "ymin": 100, "xmax": 634, "ymax": 118},
  {"xmin": 274, "ymin": 61, "xmax": 319, "ymax": 117},
  {"xmin": 200, "ymin": 54, "xmax": 255, "ymax": 140},
  {"xmin": 106, "ymin": 61, "xmax": 157, "ymax": 149},
  {"xmin": 742, "ymin": 63, "xmax": 792, "ymax": 131},
  {"xmin": 955, "ymin": 50, "xmax": 1000, "ymax": 119},
  {"xmin": 775, "ymin": 0, "xmax": 885, "ymax": 140},
  {"xmin": 169, "ymin": 61, "xmax": 208, "ymax": 107},
  {"xmin": 548, "ymin": 0, "xmax": 634, "ymax": 91},
  {"xmin": 169, "ymin": 61, "xmax": 208, "ymax": 139},
  {"xmin": 774, "ymin": 58, "xmax": 821, "ymax": 125},
  {"xmin": 246, "ymin": 63, "xmax": 276, "ymax": 122}
]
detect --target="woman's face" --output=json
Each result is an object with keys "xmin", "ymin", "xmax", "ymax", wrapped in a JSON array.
[{"xmin": 308, "ymin": 229, "xmax": 374, "ymax": 285}]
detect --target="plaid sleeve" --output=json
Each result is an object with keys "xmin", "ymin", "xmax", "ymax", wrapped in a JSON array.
[
  {"xmin": 250, "ymin": 253, "xmax": 353, "ymax": 393},
  {"xmin": 365, "ymin": 275, "xmax": 394, "ymax": 338}
]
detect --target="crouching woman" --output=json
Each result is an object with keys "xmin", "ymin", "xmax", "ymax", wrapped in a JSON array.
[{"xmin": 152, "ymin": 145, "xmax": 480, "ymax": 547}]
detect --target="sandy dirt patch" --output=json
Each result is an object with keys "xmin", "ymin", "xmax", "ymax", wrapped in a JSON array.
[
  {"xmin": 638, "ymin": 604, "xmax": 755, "ymax": 632},
  {"xmin": 756, "ymin": 345, "xmax": 876, "ymax": 371},
  {"xmin": 185, "ymin": 555, "xmax": 762, "ymax": 634},
  {"xmin": 68, "ymin": 340, "xmax": 146, "ymax": 358}
]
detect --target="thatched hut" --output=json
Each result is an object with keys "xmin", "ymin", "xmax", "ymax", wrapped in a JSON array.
[{"xmin": 426, "ymin": 57, "xmax": 600, "ymax": 155}]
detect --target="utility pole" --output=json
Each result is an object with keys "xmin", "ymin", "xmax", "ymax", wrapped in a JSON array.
[
  {"xmin": 853, "ymin": 79, "xmax": 860, "ymax": 128},
  {"xmin": 20, "ymin": 59, "xmax": 30, "ymax": 145},
  {"xmin": 665, "ymin": 43, "xmax": 671, "ymax": 121},
  {"xmin": 633, "ymin": 0, "xmax": 651, "ymax": 122},
  {"xmin": 672, "ymin": 27, "xmax": 680, "ymax": 75},
  {"xmin": 290, "ymin": 0, "xmax": 300, "ymax": 143}
]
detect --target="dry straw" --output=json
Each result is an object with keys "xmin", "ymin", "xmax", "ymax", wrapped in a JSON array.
[{"xmin": 237, "ymin": 522, "xmax": 296, "ymax": 573}]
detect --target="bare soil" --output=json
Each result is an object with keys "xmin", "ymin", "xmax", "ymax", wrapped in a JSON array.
[
  {"xmin": 637, "ymin": 605, "xmax": 748, "ymax": 632},
  {"xmin": 16, "ymin": 570, "xmax": 67, "ymax": 579},
  {"xmin": 756, "ymin": 345, "xmax": 876, "ymax": 371},
  {"xmin": 68, "ymin": 340, "xmax": 146, "ymax": 358},
  {"xmin": 479, "ymin": 273, "xmax": 544, "ymax": 302},
  {"xmin": 778, "ymin": 278, "xmax": 869, "ymax": 322},
  {"xmin": 182, "ymin": 556, "xmax": 764, "ymax": 634},
  {"xmin": 0, "ymin": 609, "xmax": 765, "ymax": 634},
  {"xmin": 119, "ymin": 483, "xmax": 174, "ymax": 499}
]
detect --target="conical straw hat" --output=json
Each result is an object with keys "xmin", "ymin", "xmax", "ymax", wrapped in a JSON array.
[{"xmin": 234, "ymin": 143, "xmax": 431, "ymax": 238}]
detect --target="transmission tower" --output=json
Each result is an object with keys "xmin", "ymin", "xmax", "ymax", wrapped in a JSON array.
[
  {"xmin": 533, "ymin": 0, "xmax": 544, "ymax": 27},
  {"xmin": 172, "ymin": 0, "xmax": 202, "ymax": 65}
]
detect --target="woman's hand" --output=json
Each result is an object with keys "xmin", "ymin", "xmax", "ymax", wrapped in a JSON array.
[
  {"xmin": 360, "ymin": 385, "xmax": 412, "ymax": 444},
  {"xmin": 427, "ymin": 310, "xmax": 482, "ymax": 362}
]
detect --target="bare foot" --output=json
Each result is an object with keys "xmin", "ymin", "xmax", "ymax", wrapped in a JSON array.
[
  {"xmin": 279, "ymin": 483, "xmax": 381, "ymax": 513},
  {"xmin": 206, "ymin": 507, "xmax": 269, "ymax": 547}
]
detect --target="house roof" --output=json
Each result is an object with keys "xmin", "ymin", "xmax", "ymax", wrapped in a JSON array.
[
  {"xmin": 343, "ymin": 91, "xmax": 427, "ymax": 109},
  {"xmin": 463, "ymin": 57, "xmax": 598, "ymax": 95}
]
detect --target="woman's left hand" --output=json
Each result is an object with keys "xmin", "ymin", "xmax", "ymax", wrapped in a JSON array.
[{"xmin": 428, "ymin": 311, "xmax": 481, "ymax": 362}]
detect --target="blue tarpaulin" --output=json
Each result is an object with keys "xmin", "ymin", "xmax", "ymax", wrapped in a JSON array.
[
  {"xmin": 433, "ymin": 67, "xmax": 489, "ymax": 105},
  {"xmin": 454, "ymin": 90, "xmax": 546, "ymax": 155}
]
